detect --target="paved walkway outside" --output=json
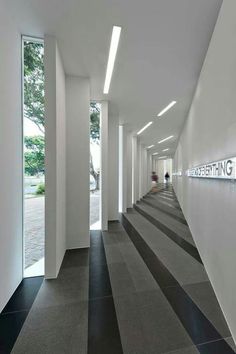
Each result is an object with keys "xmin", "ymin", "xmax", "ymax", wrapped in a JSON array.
[
  {"xmin": 25, "ymin": 196, "xmax": 45, "ymax": 269},
  {"xmin": 25, "ymin": 191, "xmax": 100, "ymax": 269}
]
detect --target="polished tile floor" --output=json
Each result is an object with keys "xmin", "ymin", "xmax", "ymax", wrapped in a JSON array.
[{"xmin": 1, "ymin": 184, "xmax": 235, "ymax": 353}]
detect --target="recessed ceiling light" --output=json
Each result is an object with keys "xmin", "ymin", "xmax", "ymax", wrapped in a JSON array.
[
  {"xmin": 137, "ymin": 121, "xmax": 153, "ymax": 135},
  {"xmin": 162, "ymin": 148, "xmax": 169, "ymax": 152},
  {"xmin": 103, "ymin": 26, "xmax": 121, "ymax": 94},
  {"xmin": 157, "ymin": 101, "xmax": 177, "ymax": 117},
  {"xmin": 158, "ymin": 135, "xmax": 174, "ymax": 144},
  {"xmin": 152, "ymin": 152, "xmax": 159, "ymax": 155},
  {"xmin": 158, "ymin": 156, "xmax": 167, "ymax": 159},
  {"xmin": 146, "ymin": 145, "xmax": 154, "ymax": 149}
]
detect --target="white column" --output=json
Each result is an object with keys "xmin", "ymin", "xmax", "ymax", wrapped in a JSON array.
[
  {"xmin": 108, "ymin": 113, "xmax": 119, "ymax": 220},
  {"xmin": 126, "ymin": 130, "xmax": 133, "ymax": 208},
  {"xmin": 147, "ymin": 152, "xmax": 152, "ymax": 193},
  {"xmin": 101, "ymin": 101, "xmax": 108, "ymax": 230},
  {"xmin": 138, "ymin": 139, "xmax": 142, "ymax": 200},
  {"xmin": 45, "ymin": 36, "xmax": 67, "ymax": 278},
  {"xmin": 132, "ymin": 135, "xmax": 139, "ymax": 204},
  {"xmin": 65, "ymin": 76, "xmax": 90, "ymax": 249}
]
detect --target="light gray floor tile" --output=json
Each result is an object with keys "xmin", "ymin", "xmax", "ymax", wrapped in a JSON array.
[
  {"xmin": 114, "ymin": 289, "xmax": 193, "ymax": 354},
  {"xmin": 108, "ymin": 221, "xmax": 124, "ymax": 231},
  {"xmin": 144, "ymin": 195, "xmax": 185, "ymax": 219},
  {"xmin": 183, "ymin": 281, "xmax": 231, "ymax": 338},
  {"xmin": 162, "ymin": 345, "xmax": 198, "ymax": 354},
  {"xmin": 108, "ymin": 262, "xmax": 136, "ymax": 296},
  {"xmin": 138, "ymin": 202, "xmax": 194, "ymax": 245},
  {"xmin": 34, "ymin": 266, "xmax": 89, "ymax": 308},
  {"xmin": 104, "ymin": 243, "xmax": 124, "ymax": 264},
  {"xmin": 102, "ymin": 230, "xmax": 131, "ymax": 245},
  {"xmin": 61, "ymin": 249, "xmax": 89, "ymax": 268},
  {"xmin": 12, "ymin": 301, "xmax": 88, "ymax": 354},
  {"xmin": 117, "ymin": 241, "xmax": 160, "ymax": 292},
  {"xmin": 125, "ymin": 211, "xmax": 208, "ymax": 285}
]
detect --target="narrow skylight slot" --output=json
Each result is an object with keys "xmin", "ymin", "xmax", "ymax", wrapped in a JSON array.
[
  {"xmin": 137, "ymin": 121, "xmax": 153, "ymax": 135},
  {"xmin": 158, "ymin": 135, "xmax": 174, "ymax": 144},
  {"xmin": 162, "ymin": 148, "xmax": 169, "ymax": 152},
  {"xmin": 152, "ymin": 152, "xmax": 159, "ymax": 156},
  {"xmin": 103, "ymin": 26, "xmax": 122, "ymax": 94},
  {"xmin": 157, "ymin": 101, "xmax": 177, "ymax": 117},
  {"xmin": 146, "ymin": 145, "xmax": 154, "ymax": 149}
]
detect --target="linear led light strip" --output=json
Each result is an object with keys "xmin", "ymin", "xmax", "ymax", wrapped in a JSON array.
[
  {"xmin": 158, "ymin": 101, "xmax": 176, "ymax": 117},
  {"xmin": 159, "ymin": 156, "xmax": 167, "ymax": 159},
  {"xmin": 162, "ymin": 148, "xmax": 169, "ymax": 152},
  {"xmin": 137, "ymin": 121, "xmax": 153, "ymax": 135},
  {"xmin": 146, "ymin": 145, "xmax": 154, "ymax": 149},
  {"xmin": 158, "ymin": 135, "xmax": 174, "ymax": 144},
  {"xmin": 152, "ymin": 152, "xmax": 159, "ymax": 156},
  {"xmin": 103, "ymin": 26, "xmax": 122, "ymax": 94}
]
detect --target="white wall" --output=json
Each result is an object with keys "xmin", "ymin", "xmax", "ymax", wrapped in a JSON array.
[
  {"xmin": 173, "ymin": 0, "xmax": 236, "ymax": 341},
  {"xmin": 66, "ymin": 76, "xmax": 90, "ymax": 247},
  {"xmin": 0, "ymin": 1, "xmax": 23, "ymax": 311},
  {"xmin": 45, "ymin": 36, "xmax": 66, "ymax": 278}
]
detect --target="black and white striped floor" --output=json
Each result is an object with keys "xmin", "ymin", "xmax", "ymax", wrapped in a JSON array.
[{"xmin": 1, "ymin": 185, "xmax": 235, "ymax": 353}]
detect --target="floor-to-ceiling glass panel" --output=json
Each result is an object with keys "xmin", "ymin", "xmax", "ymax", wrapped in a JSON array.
[
  {"xmin": 90, "ymin": 102, "xmax": 101, "ymax": 230},
  {"xmin": 23, "ymin": 38, "xmax": 45, "ymax": 277}
]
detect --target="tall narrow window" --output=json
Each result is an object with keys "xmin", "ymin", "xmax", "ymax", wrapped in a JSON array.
[
  {"xmin": 90, "ymin": 102, "xmax": 101, "ymax": 230},
  {"xmin": 23, "ymin": 37, "xmax": 45, "ymax": 277}
]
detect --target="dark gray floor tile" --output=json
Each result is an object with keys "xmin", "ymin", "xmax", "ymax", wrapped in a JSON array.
[
  {"xmin": 88, "ymin": 296, "xmax": 123, "ymax": 354},
  {"xmin": 197, "ymin": 338, "xmax": 235, "ymax": 353},
  {"xmin": 12, "ymin": 302, "xmax": 88, "ymax": 354},
  {"xmin": 114, "ymin": 289, "xmax": 193, "ymax": 354},
  {"xmin": 225, "ymin": 337, "xmax": 236, "ymax": 352},
  {"xmin": 183, "ymin": 281, "xmax": 231, "ymax": 338}
]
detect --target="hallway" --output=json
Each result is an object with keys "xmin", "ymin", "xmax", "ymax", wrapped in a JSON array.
[{"xmin": 8, "ymin": 186, "xmax": 235, "ymax": 354}]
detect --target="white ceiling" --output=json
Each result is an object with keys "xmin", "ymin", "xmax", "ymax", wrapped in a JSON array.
[{"xmin": 6, "ymin": 0, "xmax": 222, "ymax": 157}]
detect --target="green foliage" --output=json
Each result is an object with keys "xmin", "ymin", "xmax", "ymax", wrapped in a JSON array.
[
  {"xmin": 24, "ymin": 41, "xmax": 45, "ymax": 132},
  {"xmin": 25, "ymin": 136, "xmax": 45, "ymax": 176},
  {"xmin": 36, "ymin": 183, "xmax": 45, "ymax": 195},
  {"xmin": 90, "ymin": 102, "xmax": 100, "ymax": 142}
]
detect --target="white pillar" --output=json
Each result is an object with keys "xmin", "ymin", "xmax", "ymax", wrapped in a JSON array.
[
  {"xmin": 101, "ymin": 101, "xmax": 108, "ymax": 230},
  {"xmin": 147, "ymin": 152, "xmax": 152, "ymax": 193},
  {"xmin": 132, "ymin": 136, "xmax": 139, "ymax": 204},
  {"xmin": 137, "ymin": 140, "xmax": 142, "ymax": 200},
  {"xmin": 108, "ymin": 113, "xmax": 119, "ymax": 220},
  {"xmin": 65, "ymin": 76, "xmax": 90, "ymax": 249},
  {"xmin": 45, "ymin": 36, "xmax": 67, "ymax": 278},
  {"xmin": 126, "ymin": 130, "xmax": 133, "ymax": 208}
]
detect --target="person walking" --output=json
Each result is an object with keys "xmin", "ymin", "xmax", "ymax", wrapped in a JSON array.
[{"xmin": 165, "ymin": 172, "xmax": 170, "ymax": 183}]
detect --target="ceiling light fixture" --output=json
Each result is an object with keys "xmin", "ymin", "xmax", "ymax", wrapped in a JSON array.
[
  {"xmin": 159, "ymin": 156, "xmax": 167, "ymax": 159},
  {"xmin": 162, "ymin": 148, "xmax": 169, "ymax": 152},
  {"xmin": 103, "ymin": 26, "xmax": 122, "ymax": 94},
  {"xmin": 137, "ymin": 121, "xmax": 153, "ymax": 135},
  {"xmin": 157, "ymin": 101, "xmax": 177, "ymax": 117},
  {"xmin": 146, "ymin": 145, "xmax": 154, "ymax": 149},
  {"xmin": 158, "ymin": 135, "xmax": 174, "ymax": 144},
  {"xmin": 152, "ymin": 152, "xmax": 159, "ymax": 156}
]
